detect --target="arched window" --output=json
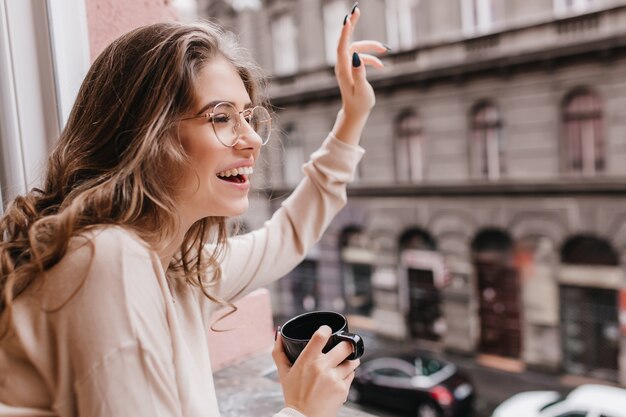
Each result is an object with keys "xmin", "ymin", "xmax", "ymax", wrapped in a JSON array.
[
  {"xmin": 471, "ymin": 102, "xmax": 504, "ymax": 180},
  {"xmin": 562, "ymin": 90, "xmax": 604, "ymax": 175},
  {"xmin": 471, "ymin": 228, "xmax": 521, "ymax": 358},
  {"xmin": 561, "ymin": 234, "xmax": 618, "ymax": 266},
  {"xmin": 394, "ymin": 109, "xmax": 424, "ymax": 182}
]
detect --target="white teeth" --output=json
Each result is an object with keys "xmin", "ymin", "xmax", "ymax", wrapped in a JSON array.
[{"xmin": 217, "ymin": 166, "xmax": 254, "ymax": 178}]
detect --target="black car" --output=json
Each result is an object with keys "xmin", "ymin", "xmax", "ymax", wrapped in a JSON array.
[{"xmin": 348, "ymin": 352, "xmax": 475, "ymax": 417}]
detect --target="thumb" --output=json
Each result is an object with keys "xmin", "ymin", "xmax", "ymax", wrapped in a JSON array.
[{"xmin": 351, "ymin": 52, "xmax": 367, "ymax": 86}]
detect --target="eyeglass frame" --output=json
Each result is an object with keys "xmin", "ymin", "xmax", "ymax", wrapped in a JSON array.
[{"xmin": 180, "ymin": 102, "xmax": 272, "ymax": 148}]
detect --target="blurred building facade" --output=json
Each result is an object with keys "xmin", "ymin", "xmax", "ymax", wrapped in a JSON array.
[{"xmin": 200, "ymin": 0, "xmax": 626, "ymax": 385}]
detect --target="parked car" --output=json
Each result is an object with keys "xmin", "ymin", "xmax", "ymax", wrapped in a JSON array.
[
  {"xmin": 491, "ymin": 384, "xmax": 626, "ymax": 417},
  {"xmin": 348, "ymin": 352, "xmax": 475, "ymax": 417}
]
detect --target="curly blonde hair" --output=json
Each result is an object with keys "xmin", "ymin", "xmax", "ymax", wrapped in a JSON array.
[{"xmin": 0, "ymin": 21, "xmax": 268, "ymax": 336}]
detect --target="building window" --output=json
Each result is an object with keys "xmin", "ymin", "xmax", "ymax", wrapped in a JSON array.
[
  {"xmin": 385, "ymin": 0, "xmax": 416, "ymax": 51},
  {"xmin": 271, "ymin": 13, "xmax": 298, "ymax": 76},
  {"xmin": 461, "ymin": 0, "xmax": 496, "ymax": 36},
  {"xmin": 340, "ymin": 226, "xmax": 374, "ymax": 316},
  {"xmin": 554, "ymin": 0, "xmax": 595, "ymax": 15},
  {"xmin": 394, "ymin": 109, "xmax": 424, "ymax": 182},
  {"xmin": 282, "ymin": 123, "xmax": 305, "ymax": 186},
  {"xmin": 323, "ymin": 0, "xmax": 346, "ymax": 65},
  {"xmin": 562, "ymin": 90, "xmax": 604, "ymax": 176},
  {"xmin": 471, "ymin": 102, "xmax": 504, "ymax": 180}
]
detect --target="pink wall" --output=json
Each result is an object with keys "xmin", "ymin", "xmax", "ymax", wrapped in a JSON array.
[
  {"xmin": 208, "ymin": 289, "xmax": 275, "ymax": 371},
  {"xmin": 85, "ymin": 0, "xmax": 178, "ymax": 60}
]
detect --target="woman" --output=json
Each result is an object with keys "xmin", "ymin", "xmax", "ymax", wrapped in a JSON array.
[{"xmin": 0, "ymin": 4, "xmax": 385, "ymax": 417}]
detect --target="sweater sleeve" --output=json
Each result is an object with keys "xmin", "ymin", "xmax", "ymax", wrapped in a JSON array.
[
  {"xmin": 49, "ymin": 228, "xmax": 183, "ymax": 417},
  {"xmin": 212, "ymin": 133, "xmax": 365, "ymax": 303},
  {"xmin": 273, "ymin": 407, "xmax": 307, "ymax": 417}
]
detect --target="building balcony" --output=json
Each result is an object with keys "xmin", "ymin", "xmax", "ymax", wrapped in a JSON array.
[{"xmin": 269, "ymin": 4, "xmax": 626, "ymax": 106}]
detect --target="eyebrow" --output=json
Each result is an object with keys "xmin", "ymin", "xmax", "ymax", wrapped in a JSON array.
[{"xmin": 195, "ymin": 100, "xmax": 254, "ymax": 116}]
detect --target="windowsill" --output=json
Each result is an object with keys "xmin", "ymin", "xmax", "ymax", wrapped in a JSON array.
[{"xmin": 214, "ymin": 349, "xmax": 377, "ymax": 417}]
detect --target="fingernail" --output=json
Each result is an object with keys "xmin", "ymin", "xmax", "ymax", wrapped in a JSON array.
[
  {"xmin": 274, "ymin": 326, "xmax": 281, "ymax": 341},
  {"xmin": 352, "ymin": 52, "xmax": 361, "ymax": 68},
  {"xmin": 382, "ymin": 42, "xmax": 393, "ymax": 51},
  {"xmin": 343, "ymin": 14, "xmax": 348, "ymax": 26},
  {"xmin": 350, "ymin": 2, "xmax": 359, "ymax": 14}
]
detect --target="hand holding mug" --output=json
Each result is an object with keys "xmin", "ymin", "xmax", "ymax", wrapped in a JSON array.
[{"xmin": 273, "ymin": 325, "xmax": 361, "ymax": 417}]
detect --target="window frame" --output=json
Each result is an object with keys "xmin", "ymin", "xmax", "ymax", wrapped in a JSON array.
[
  {"xmin": 271, "ymin": 12, "xmax": 299, "ymax": 76},
  {"xmin": 470, "ymin": 101, "xmax": 504, "ymax": 180},
  {"xmin": 561, "ymin": 89, "xmax": 605, "ymax": 176},
  {"xmin": 0, "ymin": 0, "xmax": 89, "ymax": 211},
  {"xmin": 385, "ymin": 0, "xmax": 416, "ymax": 51},
  {"xmin": 461, "ymin": 0, "xmax": 496, "ymax": 36},
  {"xmin": 394, "ymin": 109, "xmax": 425, "ymax": 183}
]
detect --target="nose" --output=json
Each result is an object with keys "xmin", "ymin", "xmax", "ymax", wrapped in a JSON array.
[{"xmin": 234, "ymin": 116, "xmax": 262, "ymax": 150}]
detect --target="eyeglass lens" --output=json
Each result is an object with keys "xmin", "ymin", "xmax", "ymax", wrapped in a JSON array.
[{"xmin": 211, "ymin": 102, "xmax": 271, "ymax": 146}]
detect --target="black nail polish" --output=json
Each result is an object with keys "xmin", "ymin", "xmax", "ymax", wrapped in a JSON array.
[
  {"xmin": 382, "ymin": 43, "xmax": 393, "ymax": 51},
  {"xmin": 352, "ymin": 52, "xmax": 361, "ymax": 68},
  {"xmin": 343, "ymin": 14, "xmax": 348, "ymax": 26},
  {"xmin": 274, "ymin": 326, "xmax": 281, "ymax": 341},
  {"xmin": 350, "ymin": 2, "xmax": 359, "ymax": 14}
]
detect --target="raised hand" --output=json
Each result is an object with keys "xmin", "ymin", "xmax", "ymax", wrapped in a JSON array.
[{"xmin": 332, "ymin": 2, "xmax": 387, "ymax": 146}]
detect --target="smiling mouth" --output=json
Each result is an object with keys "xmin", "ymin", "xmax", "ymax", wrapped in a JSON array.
[
  {"xmin": 216, "ymin": 166, "xmax": 253, "ymax": 184},
  {"xmin": 217, "ymin": 174, "xmax": 248, "ymax": 184}
]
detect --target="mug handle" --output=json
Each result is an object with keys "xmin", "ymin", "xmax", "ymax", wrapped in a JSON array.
[{"xmin": 336, "ymin": 331, "xmax": 365, "ymax": 360}]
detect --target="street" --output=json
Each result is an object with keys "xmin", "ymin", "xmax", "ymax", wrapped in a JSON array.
[{"xmin": 347, "ymin": 331, "xmax": 569, "ymax": 417}]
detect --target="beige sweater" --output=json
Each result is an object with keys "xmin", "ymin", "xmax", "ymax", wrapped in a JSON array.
[{"xmin": 0, "ymin": 135, "xmax": 364, "ymax": 417}]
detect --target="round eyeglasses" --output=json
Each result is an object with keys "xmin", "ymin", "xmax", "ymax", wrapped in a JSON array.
[{"xmin": 182, "ymin": 102, "xmax": 272, "ymax": 147}]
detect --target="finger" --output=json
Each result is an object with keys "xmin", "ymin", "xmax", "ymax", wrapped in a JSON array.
[
  {"xmin": 351, "ymin": 52, "xmax": 368, "ymax": 86},
  {"xmin": 326, "ymin": 340, "xmax": 355, "ymax": 367},
  {"xmin": 272, "ymin": 333, "xmax": 292, "ymax": 380},
  {"xmin": 336, "ymin": 17, "xmax": 353, "ymax": 84},
  {"xmin": 348, "ymin": 5, "xmax": 361, "ymax": 30},
  {"xmin": 344, "ymin": 370, "xmax": 356, "ymax": 385},
  {"xmin": 336, "ymin": 358, "xmax": 361, "ymax": 379},
  {"xmin": 359, "ymin": 54, "xmax": 384, "ymax": 69},
  {"xmin": 298, "ymin": 325, "xmax": 332, "ymax": 362},
  {"xmin": 350, "ymin": 41, "xmax": 388, "ymax": 55}
]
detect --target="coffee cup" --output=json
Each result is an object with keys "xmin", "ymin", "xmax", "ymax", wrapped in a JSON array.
[{"xmin": 278, "ymin": 311, "xmax": 365, "ymax": 364}]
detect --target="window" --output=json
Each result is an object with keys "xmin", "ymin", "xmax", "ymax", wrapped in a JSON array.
[
  {"xmin": 562, "ymin": 90, "xmax": 604, "ymax": 176},
  {"xmin": 323, "ymin": 0, "xmax": 346, "ymax": 65},
  {"xmin": 554, "ymin": 0, "xmax": 595, "ymax": 16},
  {"xmin": 461, "ymin": 0, "xmax": 496, "ymax": 35},
  {"xmin": 282, "ymin": 123, "xmax": 305, "ymax": 185},
  {"xmin": 554, "ymin": 412, "xmax": 587, "ymax": 417},
  {"xmin": 0, "ymin": 0, "xmax": 89, "ymax": 208},
  {"xmin": 471, "ymin": 102, "xmax": 504, "ymax": 180},
  {"xmin": 385, "ymin": 0, "xmax": 416, "ymax": 50},
  {"xmin": 271, "ymin": 13, "xmax": 298, "ymax": 76},
  {"xmin": 340, "ymin": 226, "xmax": 374, "ymax": 316},
  {"xmin": 394, "ymin": 110, "xmax": 424, "ymax": 182}
]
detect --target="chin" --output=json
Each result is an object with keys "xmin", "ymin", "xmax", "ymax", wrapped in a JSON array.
[{"xmin": 222, "ymin": 201, "xmax": 249, "ymax": 217}]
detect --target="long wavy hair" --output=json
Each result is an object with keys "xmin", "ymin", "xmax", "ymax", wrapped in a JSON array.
[{"xmin": 0, "ymin": 21, "xmax": 268, "ymax": 335}]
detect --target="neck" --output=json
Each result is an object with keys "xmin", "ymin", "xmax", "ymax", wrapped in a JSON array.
[{"xmin": 158, "ymin": 219, "xmax": 194, "ymax": 273}]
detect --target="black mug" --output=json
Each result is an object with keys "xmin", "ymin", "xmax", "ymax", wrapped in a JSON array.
[{"xmin": 278, "ymin": 311, "xmax": 365, "ymax": 364}]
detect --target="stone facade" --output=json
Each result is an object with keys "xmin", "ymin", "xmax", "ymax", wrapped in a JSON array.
[{"xmin": 202, "ymin": 0, "xmax": 626, "ymax": 385}]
